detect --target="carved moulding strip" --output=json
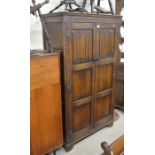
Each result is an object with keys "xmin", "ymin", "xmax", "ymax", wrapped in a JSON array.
[
  {"xmin": 43, "ymin": 15, "xmax": 122, "ymax": 24},
  {"xmin": 64, "ymin": 16, "xmax": 121, "ymax": 24}
]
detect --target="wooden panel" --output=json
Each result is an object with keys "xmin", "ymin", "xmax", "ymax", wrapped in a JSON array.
[
  {"xmin": 116, "ymin": 80, "xmax": 124, "ymax": 108},
  {"xmin": 73, "ymin": 103, "xmax": 91, "ymax": 132},
  {"xmin": 96, "ymin": 64, "xmax": 113, "ymax": 92},
  {"xmin": 99, "ymin": 29, "xmax": 115, "ymax": 58},
  {"xmin": 72, "ymin": 29, "xmax": 93, "ymax": 64},
  {"xmin": 44, "ymin": 23, "xmax": 63, "ymax": 50},
  {"xmin": 94, "ymin": 95, "xmax": 111, "ymax": 122},
  {"xmin": 116, "ymin": 63, "xmax": 124, "ymax": 109},
  {"xmin": 30, "ymin": 84, "xmax": 63, "ymax": 155},
  {"xmin": 72, "ymin": 69, "xmax": 92, "ymax": 101},
  {"xmin": 30, "ymin": 56, "xmax": 59, "ymax": 90}
]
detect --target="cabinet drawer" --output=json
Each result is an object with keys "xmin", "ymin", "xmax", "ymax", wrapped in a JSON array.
[{"xmin": 30, "ymin": 55, "xmax": 60, "ymax": 90}]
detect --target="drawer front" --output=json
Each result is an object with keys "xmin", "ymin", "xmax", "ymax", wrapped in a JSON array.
[{"xmin": 30, "ymin": 55, "xmax": 60, "ymax": 90}]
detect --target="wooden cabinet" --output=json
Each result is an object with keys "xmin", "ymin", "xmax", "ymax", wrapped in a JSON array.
[
  {"xmin": 42, "ymin": 12, "xmax": 122, "ymax": 150},
  {"xmin": 30, "ymin": 53, "xmax": 63, "ymax": 155}
]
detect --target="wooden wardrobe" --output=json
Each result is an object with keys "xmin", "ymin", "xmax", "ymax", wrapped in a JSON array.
[{"xmin": 42, "ymin": 12, "xmax": 122, "ymax": 150}]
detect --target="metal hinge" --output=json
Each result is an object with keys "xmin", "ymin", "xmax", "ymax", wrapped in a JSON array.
[
  {"xmin": 65, "ymin": 83, "xmax": 71, "ymax": 92},
  {"xmin": 66, "ymin": 30, "xmax": 71, "ymax": 38}
]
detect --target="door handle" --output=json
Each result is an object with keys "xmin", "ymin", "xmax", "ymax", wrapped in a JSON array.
[{"xmin": 93, "ymin": 57, "xmax": 100, "ymax": 61}]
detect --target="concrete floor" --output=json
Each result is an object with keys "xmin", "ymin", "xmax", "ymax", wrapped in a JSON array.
[{"xmin": 50, "ymin": 109, "xmax": 124, "ymax": 155}]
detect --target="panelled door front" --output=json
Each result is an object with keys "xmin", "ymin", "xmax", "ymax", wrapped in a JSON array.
[
  {"xmin": 94, "ymin": 23, "xmax": 117, "ymax": 126},
  {"xmin": 66, "ymin": 23, "xmax": 96, "ymax": 134}
]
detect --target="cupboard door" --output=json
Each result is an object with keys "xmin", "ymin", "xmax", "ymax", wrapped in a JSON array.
[
  {"xmin": 94, "ymin": 24, "xmax": 117, "ymax": 125},
  {"xmin": 65, "ymin": 23, "xmax": 96, "ymax": 134},
  {"xmin": 94, "ymin": 64, "xmax": 114, "ymax": 123}
]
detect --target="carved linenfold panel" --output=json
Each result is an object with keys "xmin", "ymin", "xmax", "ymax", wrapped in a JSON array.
[
  {"xmin": 72, "ymin": 69, "xmax": 92, "ymax": 101},
  {"xmin": 72, "ymin": 30, "xmax": 93, "ymax": 64},
  {"xmin": 99, "ymin": 29, "xmax": 115, "ymax": 58}
]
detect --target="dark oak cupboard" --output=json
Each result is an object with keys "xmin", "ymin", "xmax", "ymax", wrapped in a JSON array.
[{"xmin": 42, "ymin": 12, "xmax": 122, "ymax": 150}]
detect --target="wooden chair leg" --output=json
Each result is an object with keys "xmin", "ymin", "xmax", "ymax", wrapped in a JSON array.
[{"xmin": 101, "ymin": 142, "xmax": 111, "ymax": 155}]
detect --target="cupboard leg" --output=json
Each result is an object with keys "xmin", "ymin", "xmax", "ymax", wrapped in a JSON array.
[
  {"xmin": 107, "ymin": 122, "xmax": 113, "ymax": 127},
  {"xmin": 64, "ymin": 144, "xmax": 74, "ymax": 152}
]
